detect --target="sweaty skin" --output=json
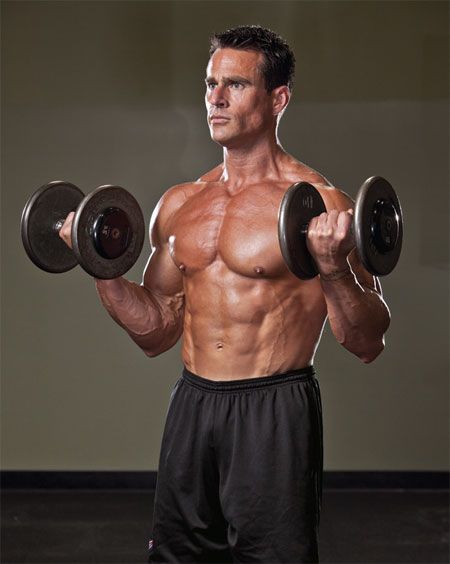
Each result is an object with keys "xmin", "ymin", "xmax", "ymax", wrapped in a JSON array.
[
  {"xmin": 61, "ymin": 47, "xmax": 390, "ymax": 380},
  {"xmin": 153, "ymin": 163, "xmax": 358, "ymax": 378}
]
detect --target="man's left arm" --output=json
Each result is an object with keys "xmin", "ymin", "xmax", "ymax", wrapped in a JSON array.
[{"xmin": 307, "ymin": 188, "xmax": 391, "ymax": 363}]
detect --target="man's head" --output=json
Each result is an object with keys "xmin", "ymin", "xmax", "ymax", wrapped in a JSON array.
[
  {"xmin": 205, "ymin": 25, "xmax": 295, "ymax": 149},
  {"xmin": 209, "ymin": 25, "xmax": 295, "ymax": 93}
]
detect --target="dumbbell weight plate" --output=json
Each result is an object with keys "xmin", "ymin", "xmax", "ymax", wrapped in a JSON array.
[
  {"xmin": 354, "ymin": 176, "xmax": 403, "ymax": 276},
  {"xmin": 278, "ymin": 181, "xmax": 327, "ymax": 279},
  {"xmin": 21, "ymin": 181, "xmax": 85, "ymax": 273},
  {"xmin": 72, "ymin": 185, "xmax": 145, "ymax": 279}
]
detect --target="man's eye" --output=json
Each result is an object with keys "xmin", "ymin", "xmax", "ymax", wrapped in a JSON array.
[
  {"xmin": 230, "ymin": 82, "xmax": 242, "ymax": 89},
  {"xmin": 207, "ymin": 83, "xmax": 216, "ymax": 90}
]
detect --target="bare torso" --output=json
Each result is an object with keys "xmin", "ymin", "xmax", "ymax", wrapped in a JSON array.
[
  {"xmin": 95, "ymin": 45, "xmax": 387, "ymax": 377},
  {"xmin": 165, "ymin": 158, "xmax": 338, "ymax": 379}
]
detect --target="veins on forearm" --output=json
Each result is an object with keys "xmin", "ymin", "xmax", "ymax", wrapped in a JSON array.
[
  {"xmin": 320, "ymin": 271, "xmax": 390, "ymax": 355},
  {"xmin": 96, "ymin": 279, "xmax": 184, "ymax": 338}
]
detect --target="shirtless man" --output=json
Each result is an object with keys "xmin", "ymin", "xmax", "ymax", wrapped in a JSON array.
[{"xmin": 61, "ymin": 24, "xmax": 390, "ymax": 564}]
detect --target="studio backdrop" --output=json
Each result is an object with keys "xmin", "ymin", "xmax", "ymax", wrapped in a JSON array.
[{"xmin": 1, "ymin": 0, "xmax": 448, "ymax": 475}]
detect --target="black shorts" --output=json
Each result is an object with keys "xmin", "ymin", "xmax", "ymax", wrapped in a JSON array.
[{"xmin": 148, "ymin": 365, "xmax": 323, "ymax": 563}]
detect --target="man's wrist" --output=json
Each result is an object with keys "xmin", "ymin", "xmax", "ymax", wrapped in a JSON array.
[
  {"xmin": 319, "ymin": 267, "xmax": 353, "ymax": 282},
  {"xmin": 316, "ymin": 256, "xmax": 351, "ymax": 278}
]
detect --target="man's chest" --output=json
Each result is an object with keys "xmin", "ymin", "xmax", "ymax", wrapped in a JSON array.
[{"xmin": 167, "ymin": 186, "xmax": 288, "ymax": 278}]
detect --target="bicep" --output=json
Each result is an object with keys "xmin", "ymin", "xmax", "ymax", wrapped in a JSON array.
[
  {"xmin": 141, "ymin": 189, "xmax": 185, "ymax": 307},
  {"xmin": 142, "ymin": 242, "xmax": 184, "ymax": 300}
]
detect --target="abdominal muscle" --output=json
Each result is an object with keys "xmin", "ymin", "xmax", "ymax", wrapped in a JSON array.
[{"xmin": 180, "ymin": 258, "xmax": 328, "ymax": 380}]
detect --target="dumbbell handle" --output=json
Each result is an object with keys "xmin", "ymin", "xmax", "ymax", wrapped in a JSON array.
[
  {"xmin": 53, "ymin": 208, "xmax": 79, "ymax": 233},
  {"xmin": 53, "ymin": 219, "xmax": 67, "ymax": 232}
]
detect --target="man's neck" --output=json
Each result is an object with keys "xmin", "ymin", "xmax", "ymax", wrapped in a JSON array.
[{"xmin": 219, "ymin": 135, "xmax": 288, "ymax": 191}]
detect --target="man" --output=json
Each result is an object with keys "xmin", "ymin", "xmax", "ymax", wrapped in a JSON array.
[{"xmin": 61, "ymin": 24, "xmax": 390, "ymax": 564}]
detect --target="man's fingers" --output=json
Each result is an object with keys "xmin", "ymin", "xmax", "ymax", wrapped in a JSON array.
[
  {"xmin": 325, "ymin": 209, "xmax": 339, "ymax": 228},
  {"xmin": 336, "ymin": 210, "xmax": 353, "ymax": 234}
]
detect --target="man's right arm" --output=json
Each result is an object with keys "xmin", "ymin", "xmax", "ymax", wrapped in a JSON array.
[{"xmin": 93, "ymin": 186, "xmax": 187, "ymax": 357}]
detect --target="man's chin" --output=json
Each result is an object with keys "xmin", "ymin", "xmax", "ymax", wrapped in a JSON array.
[
  {"xmin": 212, "ymin": 137, "xmax": 227, "ymax": 148},
  {"xmin": 210, "ymin": 131, "xmax": 237, "ymax": 148},
  {"xmin": 211, "ymin": 136, "xmax": 227, "ymax": 148}
]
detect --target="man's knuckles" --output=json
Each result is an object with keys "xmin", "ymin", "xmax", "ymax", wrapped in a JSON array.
[{"xmin": 307, "ymin": 209, "xmax": 354, "ymax": 252}]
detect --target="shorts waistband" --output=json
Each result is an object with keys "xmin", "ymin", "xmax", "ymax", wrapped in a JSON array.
[{"xmin": 182, "ymin": 365, "xmax": 315, "ymax": 393}]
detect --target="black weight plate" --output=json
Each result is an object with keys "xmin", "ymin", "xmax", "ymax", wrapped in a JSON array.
[
  {"xmin": 21, "ymin": 181, "xmax": 84, "ymax": 273},
  {"xmin": 72, "ymin": 185, "xmax": 145, "ymax": 279},
  {"xmin": 354, "ymin": 176, "xmax": 403, "ymax": 276},
  {"xmin": 278, "ymin": 182, "xmax": 327, "ymax": 279}
]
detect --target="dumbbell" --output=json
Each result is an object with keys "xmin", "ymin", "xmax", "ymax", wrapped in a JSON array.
[
  {"xmin": 21, "ymin": 181, "xmax": 145, "ymax": 279},
  {"xmin": 278, "ymin": 176, "xmax": 403, "ymax": 279}
]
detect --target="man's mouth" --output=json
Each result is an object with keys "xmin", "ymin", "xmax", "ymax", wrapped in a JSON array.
[{"xmin": 209, "ymin": 115, "xmax": 230, "ymax": 124}]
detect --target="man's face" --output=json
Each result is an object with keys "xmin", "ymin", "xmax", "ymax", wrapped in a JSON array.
[{"xmin": 205, "ymin": 48, "xmax": 274, "ymax": 148}]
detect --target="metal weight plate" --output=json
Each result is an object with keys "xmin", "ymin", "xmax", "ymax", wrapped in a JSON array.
[
  {"xmin": 354, "ymin": 176, "xmax": 403, "ymax": 276},
  {"xmin": 278, "ymin": 182, "xmax": 327, "ymax": 279},
  {"xmin": 72, "ymin": 185, "xmax": 145, "ymax": 279},
  {"xmin": 21, "ymin": 181, "xmax": 84, "ymax": 273}
]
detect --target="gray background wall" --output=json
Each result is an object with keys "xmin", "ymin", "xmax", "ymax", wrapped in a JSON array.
[{"xmin": 1, "ymin": 0, "xmax": 448, "ymax": 471}]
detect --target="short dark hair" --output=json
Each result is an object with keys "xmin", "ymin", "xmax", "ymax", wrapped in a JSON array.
[{"xmin": 209, "ymin": 25, "xmax": 295, "ymax": 92}]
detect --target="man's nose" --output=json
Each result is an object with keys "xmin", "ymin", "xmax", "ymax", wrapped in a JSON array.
[{"xmin": 209, "ymin": 85, "xmax": 228, "ymax": 107}]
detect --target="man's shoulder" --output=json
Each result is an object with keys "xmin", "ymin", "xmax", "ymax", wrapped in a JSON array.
[
  {"xmin": 285, "ymin": 158, "xmax": 330, "ymax": 189},
  {"xmin": 159, "ymin": 162, "xmax": 223, "ymax": 206},
  {"xmin": 150, "ymin": 167, "xmax": 221, "ymax": 241},
  {"xmin": 314, "ymin": 183, "xmax": 354, "ymax": 211},
  {"xmin": 150, "ymin": 182, "xmax": 196, "ymax": 244},
  {"xmin": 153, "ymin": 181, "xmax": 199, "ymax": 225},
  {"xmin": 289, "ymin": 160, "xmax": 353, "ymax": 211},
  {"xmin": 159, "ymin": 181, "xmax": 199, "ymax": 207}
]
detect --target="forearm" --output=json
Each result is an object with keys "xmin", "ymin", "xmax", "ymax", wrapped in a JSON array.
[
  {"xmin": 320, "ymin": 267, "xmax": 391, "ymax": 363},
  {"xmin": 94, "ymin": 278, "xmax": 184, "ymax": 356}
]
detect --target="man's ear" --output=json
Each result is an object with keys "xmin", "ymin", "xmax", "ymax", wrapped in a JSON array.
[{"xmin": 272, "ymin": 85, "xmax": 291, "ymax": 116}]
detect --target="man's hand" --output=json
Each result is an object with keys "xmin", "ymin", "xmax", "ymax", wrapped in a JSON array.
[
  {"xmin": 58, "ymin": 211, "xmax": 75, "ymax": 250},
  {"xmin": 306, "ymin": 209, "xmax": 355, "ymax": 277}
]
